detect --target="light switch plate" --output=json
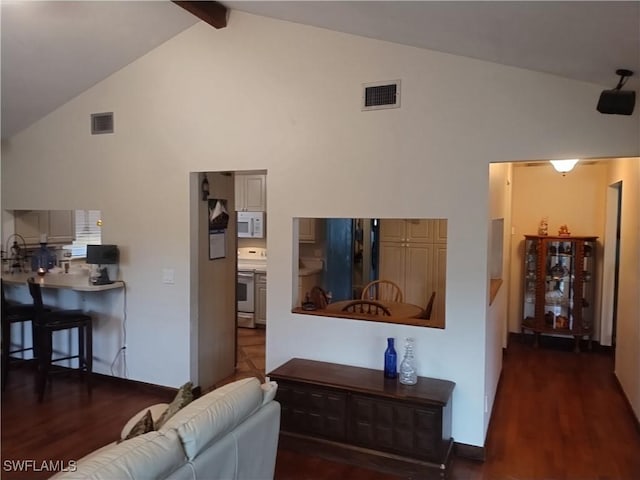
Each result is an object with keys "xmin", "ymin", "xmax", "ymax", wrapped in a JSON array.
[{"xmin": 162, "ymin": 268, "xmax": 175, "ymax": 284}]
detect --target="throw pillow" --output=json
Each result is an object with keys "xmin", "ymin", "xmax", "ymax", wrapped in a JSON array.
[
  {"xmin": 154, "ymin": 381, "xmax": 194, "ymax": 430},
  {"xmin": 118, "ymin": 409, "xmax": 154, "ymax": 443}
]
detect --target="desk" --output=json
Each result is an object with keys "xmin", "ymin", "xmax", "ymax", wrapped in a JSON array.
[{"xmin": 292, "ymin": 299, "xmax": 428, "ymax": 326}]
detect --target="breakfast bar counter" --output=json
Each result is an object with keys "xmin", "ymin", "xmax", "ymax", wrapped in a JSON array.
[
  {"xmin": 2, "ymin": 270, "xmax": 127, "ymax": 378},
  {"xmin": 2, "ymin": 271, "xmax": 124, "ymax": 291}
]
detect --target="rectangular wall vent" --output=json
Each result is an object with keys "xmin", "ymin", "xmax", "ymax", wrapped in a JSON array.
[
  {"xmin": 91, "ymin": 112, "xmax": 114, "ymax": 134},
  {"xmin": 362, "ymin": 80, "xmax": 401, "ymax": 111}
]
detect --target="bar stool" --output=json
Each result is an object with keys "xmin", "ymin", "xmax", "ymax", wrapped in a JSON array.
[
  {"xmin": 1, "ymin": 280, "xmax": 37, "ymax": 391},
  {"xmin": 27, "ymin": 277, "xmax": 93, "ymax": 402}
]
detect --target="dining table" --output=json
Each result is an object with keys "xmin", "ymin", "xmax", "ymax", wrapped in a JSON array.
[{"xmin": 292, "ymin": 298, "xmax": 429, "ymax": 326}]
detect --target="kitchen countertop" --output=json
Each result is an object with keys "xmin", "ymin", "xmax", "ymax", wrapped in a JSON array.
[
  {"xmin": 2, "ymin": 271, "xmax": 124, "ymax": 292},
  {"xmin": 298, "ymin": 257, "xmax": 323, "ymax": 277},
  {"xmin": 237, "ymin": 263, "xmax": 267, "ymax": 273}
]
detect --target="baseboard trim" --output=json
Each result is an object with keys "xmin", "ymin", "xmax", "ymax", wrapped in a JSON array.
[
  {"xmin": 508, "ymin": 331, "xmax": 612, "ymax": 353},
  {"xmin": 89, "ymin": 371, "xmax": 178, "ymax": 397},
  {"xmin": 453, "ymin": 442, "xmax": 485, "ymax": 461}
]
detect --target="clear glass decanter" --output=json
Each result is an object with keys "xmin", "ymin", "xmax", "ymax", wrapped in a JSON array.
[{"xmin": 399, "ymin": 337, "xmax": 417, "ymax": 385}]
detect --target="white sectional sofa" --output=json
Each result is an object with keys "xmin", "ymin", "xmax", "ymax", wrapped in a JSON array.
[{"xmin": 52, "ymin": 377, "xmax": 281, "ymax": 480}]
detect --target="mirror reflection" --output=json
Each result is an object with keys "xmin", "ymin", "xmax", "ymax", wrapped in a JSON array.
[{"xmin": 294, "ymin": 218, "xmax": 447, "ymax": 328}]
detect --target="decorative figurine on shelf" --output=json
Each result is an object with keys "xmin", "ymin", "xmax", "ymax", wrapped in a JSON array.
[
  {"xmin": 538, "ymin": 217, "xmax": 549, "ymax": 236},
  {"xmin": 558, "ymin": 224, "xmax": 571, "ymax": 236}
]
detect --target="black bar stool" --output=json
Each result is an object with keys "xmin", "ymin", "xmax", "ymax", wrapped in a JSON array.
[
  {"xmin": 27, "ymin": 277, "xmax": 93, "ymax": 402},
  {"xmin": 1, "ymin": 279, "xmax": 37, "ymax": 391}
]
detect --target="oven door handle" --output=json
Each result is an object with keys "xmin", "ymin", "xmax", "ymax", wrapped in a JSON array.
[{"xmin": 238, "ymin": 272, "xmax": 255, "ymax": 278}]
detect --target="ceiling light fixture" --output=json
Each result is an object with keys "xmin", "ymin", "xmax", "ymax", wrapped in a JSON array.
[{"xmin": 550, "ymin": 159, "xmax": 579, "ymax": 175}]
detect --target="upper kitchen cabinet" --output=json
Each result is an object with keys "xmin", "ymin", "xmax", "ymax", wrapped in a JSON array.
[
  {"xmin": 298, "ymin": 218, "xmax": 317, "ymax": 243},
  {"xmin": 14, "ymin": 210, "xmax": 75, "ymax": 246},
  {"xmin": 235, "ymin": 173, "xmax": 266, "ymax": 212},
  {"xmin": 379, "ymin": 219, "xmax": 447, "ymax": 327}
]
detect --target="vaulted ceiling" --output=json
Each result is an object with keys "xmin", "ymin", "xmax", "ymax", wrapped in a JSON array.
[{"xmin": 2, "ymin": 1, "xmax": 639, "ymax": 139}]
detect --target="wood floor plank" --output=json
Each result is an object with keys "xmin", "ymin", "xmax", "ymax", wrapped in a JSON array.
[{"xmin": 2, "ymin": 333, "xmax": 639, "ymax": 480}]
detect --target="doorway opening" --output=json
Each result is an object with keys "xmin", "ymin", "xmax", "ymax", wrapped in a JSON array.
[
  {"xmin": 601, "ymin": 181, "xmax": 622, "ymax": 348},
  {"xmin": 233, "ymin": 170, "xmax": 267, "ymax": 383}
]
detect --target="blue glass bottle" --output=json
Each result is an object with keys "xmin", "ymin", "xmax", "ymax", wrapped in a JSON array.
[
  {"xmin": 384, "ymin": 338, "xmax": 397, "ymax": 379},
  {"xmin": 31, "ymin": 242, "xmax": 56, "ymax": 272}
]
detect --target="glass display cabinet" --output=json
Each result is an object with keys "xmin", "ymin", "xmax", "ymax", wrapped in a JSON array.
[{"xmin": 522, "ymin": 235, "xmax": 597, "ymax": 352}]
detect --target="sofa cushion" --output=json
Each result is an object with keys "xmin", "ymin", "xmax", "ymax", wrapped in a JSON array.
[
  {"xmin": 119, "ymin": 409, "xmax": 154, "ymax": 443},
  {"xmin": 261, "ymin": 380, "xmax": 278, "ymax": 405},
  {"xmin": 53, "ymin": 430, "xmax": 185, "ymax": 480},
  {"xmin": 120, "ymin": 403, "xmax": 169, "ymax": 440},
  {"xmin": 155, "ymin": 381, "xmax": 194, "ymax": 429},
  {"xmin": 159, "ymin": 377, "xmax": 263, "ymax": 460}
]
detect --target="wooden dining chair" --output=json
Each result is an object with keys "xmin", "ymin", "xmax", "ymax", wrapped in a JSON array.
[
  {"xmin": 417, "ymin": 291, "xmax": 436, "ymax": 320},
  {"xmin": 361, "ymin": 280, "xmax": 403, "ymax": 303},
  {"xmin": 341, "ymin": 300, "xmax": 391, "ymax": 316}
]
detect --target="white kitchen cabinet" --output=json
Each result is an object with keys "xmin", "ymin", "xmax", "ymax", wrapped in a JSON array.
[
  {"xmin": 235, "ymin": 174, "xmax": 266, "ymax": 212},
  {"xmin": 298, "ymin": 218, "xmax": 316, "ymax": 243},
  {"xmin": 255, "ymin": 272, "xmax": 267, "ymax": 326},
  {"xmin": 379, "ymin": 219, "xmax": 447, "ymax": 327},
  {"xmin": 14, "ymin": 210, "xmax": 75, "ymax": 246},
  {"xmin": 380, "ymin": 218, "xmax": 436, "ymax": 243}
]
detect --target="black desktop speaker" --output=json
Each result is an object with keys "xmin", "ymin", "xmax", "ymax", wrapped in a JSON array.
[{"xmin": 596, "ymin": 89, "xmax": 636, "ymax": 115}]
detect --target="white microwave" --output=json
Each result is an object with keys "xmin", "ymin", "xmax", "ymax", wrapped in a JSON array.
[{"xmin": 237, "ymin": 211, "xmax": 264, "ymax": 238}]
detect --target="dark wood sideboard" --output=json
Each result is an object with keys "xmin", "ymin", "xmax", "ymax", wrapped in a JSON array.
[{"xmin": 268, "ymin": 358, "xmax": 455, "ymax": 479}]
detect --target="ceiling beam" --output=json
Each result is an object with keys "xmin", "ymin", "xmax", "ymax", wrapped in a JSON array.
[{"xmin": 172, "ymin": 1, "xmax": 228, "ymax": 29}]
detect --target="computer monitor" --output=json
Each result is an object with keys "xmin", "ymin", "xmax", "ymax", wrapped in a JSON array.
[{"xmin": 86, "ymin": 244, "xmax": 119, "ymax": 265}]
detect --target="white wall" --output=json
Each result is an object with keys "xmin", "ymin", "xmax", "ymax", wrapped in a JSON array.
[
  {"xmin": 607, "ymin": 158, "xmax": 640, "ymax": 421},
  {"xmin": 2, "ymin": 12, "xmax": 638, "ymax": 447},
  {"xmin": 485, "ymin": 162, "xmax": 513, "ymax": 432}
]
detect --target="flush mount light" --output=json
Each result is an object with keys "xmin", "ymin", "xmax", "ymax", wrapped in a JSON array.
[{"xmin": 550, "ymin": 159, "xmax": 579, "ymax": 175}]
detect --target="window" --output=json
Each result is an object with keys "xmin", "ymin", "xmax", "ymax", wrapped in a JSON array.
[{"xmin": 67, "ymin": 210, "xmax": 102, "ymax": 257}]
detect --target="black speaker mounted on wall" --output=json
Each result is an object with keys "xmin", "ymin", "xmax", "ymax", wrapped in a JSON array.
[{"xmin": 597, "ymin": 69, "xmax": 635, "ymax": 115}]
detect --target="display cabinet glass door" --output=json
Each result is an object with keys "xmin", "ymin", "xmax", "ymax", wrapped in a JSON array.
[{"xmin": 521, "ymin": 235, "xmax": 597, "ymax": 351}]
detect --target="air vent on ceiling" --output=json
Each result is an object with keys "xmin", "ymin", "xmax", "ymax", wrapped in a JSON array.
[
  {"xmin": 362, "ymin": 80, "xmax": 401, "ymax": 111},
  {"xmin": 91, "ymin": 112, "xmax": 114, "ymax": 135}
]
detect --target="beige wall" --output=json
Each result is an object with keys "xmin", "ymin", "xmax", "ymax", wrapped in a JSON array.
[
  {"xmin": 509, "ymin": 161, "xmax": 608, "ymax": 337},
  {"xmin": 606, "ymin": 158, "xmax": 640, "ymax": 421},
  {"xmin": 485, "ymin": 162, "xmax": 513, "ymax": 431},
  {"xmin": 2, "ymin": 12, "xmax": 638, "ymax": 446}
]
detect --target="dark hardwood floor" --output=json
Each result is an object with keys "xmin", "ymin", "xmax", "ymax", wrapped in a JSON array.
[{"xmin": 2, "ymin": 332, "xmax": 639, "ymax": 480}]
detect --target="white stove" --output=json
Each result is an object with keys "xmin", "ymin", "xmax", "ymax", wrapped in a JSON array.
[
  {"xmin": 237, "ymin": 247, "xmax": 267, "ymax": 328},
  {"xmin": 237, "ymin": 247, "xmax": 267, "ymax": 272}
]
